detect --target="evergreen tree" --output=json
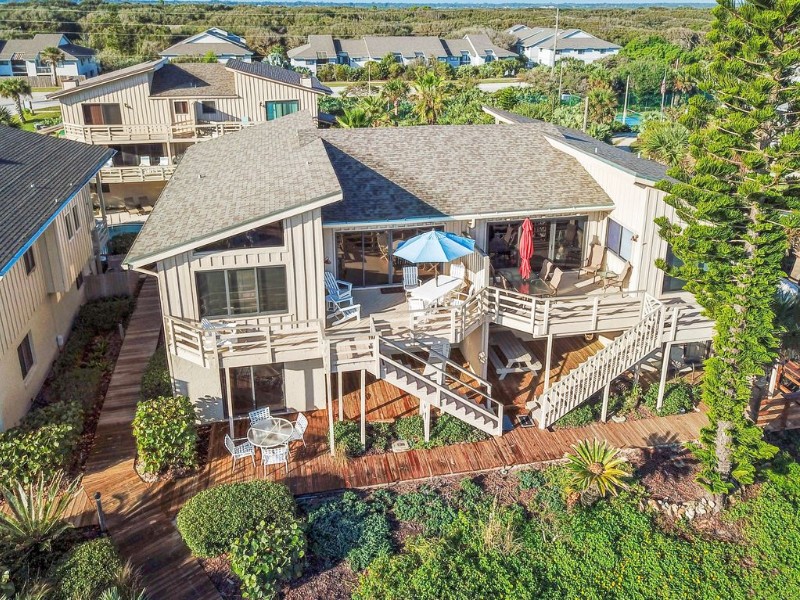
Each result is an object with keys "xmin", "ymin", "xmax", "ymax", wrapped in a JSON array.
[{"xmin": 655, "ymin": 0, "xmax": 799, "ymax": 497}]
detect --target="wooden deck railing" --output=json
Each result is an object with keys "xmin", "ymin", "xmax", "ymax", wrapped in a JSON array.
[
  {"xmin": 100, "ymin": 165, "xmax": 177, "ymax": 183},
  {"xmin": 63, "ymin": 121, "xmax": 251, "ymax": 144}
]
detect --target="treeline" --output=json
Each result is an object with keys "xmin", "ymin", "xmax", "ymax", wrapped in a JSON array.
[{"xmin": 0, "ymin": 1, "xmax": 711, "ymax": 70}]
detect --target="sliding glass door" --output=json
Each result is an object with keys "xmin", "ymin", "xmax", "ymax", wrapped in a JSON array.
[
  {"xmin": 222, "ymin": 364, "xmax": 285, "ymax": 418},
  {"xmin": 487, "ymin": 218, "xmax": 586, "ymax": 272}
]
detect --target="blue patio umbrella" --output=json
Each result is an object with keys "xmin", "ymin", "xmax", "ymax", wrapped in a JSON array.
[{"xmin": 394, "ymin": 230, "xmax": 475, "ymax": 264}]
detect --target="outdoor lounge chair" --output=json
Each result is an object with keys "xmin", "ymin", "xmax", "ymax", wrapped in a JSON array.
[
  {"xmin": 408, "ymin": 297, "xmax": 429, "ymax": 328},
  {"xmin": 581, "ymin": 244, "xmax": 604, "ymax": 281},
  {"xmin": 402, "ymin": 266, "xmax": 420, "ymax": 295},
  {"xmin": 140, "ymin": 155, "xmax": 151, "ymax": 167},
  {"xmin": 224, "ymin": 434, "xmax": 255, "ymax": 471},
  {"xmin": 328, "ymin": 299, "xmax": 361, "ymax": 325},
  {"xmin": 450, "ymin": 284, "xmax": 475, "ymax": 308},
  {"xmin": 324, "ymin": 271, "xmax": 353, "ymax": 306},
  {"xmin": 537, "ymin": 258, "xmax": 554, "ymax": 281},
  {"xmin": 288, "ymin": 413, "xmax": 308, "ymax": 447},
  {"xmin": 602, "ymin": 262, "xmax": 631, "ymax": 293},
  {"xmin": 159, "ymin": 156, "xmax": 169, "ymax": 167},
  {"xmin": 449, "ymin": 263, "xmax": 466, "ymax": 281},
  {"xmin": 540, "ymin": 267, "xmax": 564, "ymax": 296},
  {"xmin": 261, "ymin": 445, "xmax": 289, "ymax": 475},
  {"xmin": 249, "ymin": 407, "xmax": 271, "ymax": 426}
]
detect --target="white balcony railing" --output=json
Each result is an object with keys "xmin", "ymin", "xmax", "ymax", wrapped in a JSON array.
[
  {"xmin": 63, "ymin": 121, "xmax": 252, "ymax": 144},
  {"xmin": 99, "ymin": 164, "xmax": 177, "ymax": 183}
]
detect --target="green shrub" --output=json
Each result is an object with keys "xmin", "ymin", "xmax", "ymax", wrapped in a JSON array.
[
  {"xmin": 643, "ymin": 380, "xmax": 696, "ymax": 415},
  {"xmin": 429, "ymin": 414, "xmax": 488, "ymax": 446},
  {"xmin": 53, "ymin": 538, "xmax": 122, "ymax": 600},
  {"xmin": 554, "ymin": 400, "xmax": 598, "ymax": 428},
  {"xmin": 107, "ymin": 233, "xmax": 137, "ymax": 256},
  {"xmin": 368, "ymin": 422, "xmax": 393, "ymax": 453},
  {"xmin": 392, "ymin": 487, "xmax": 456, "ymax": 535},
  {"xmin": 177, "ymin": 481, "xmax": 297, "ymax": 558},
  {"xmin": 230, "ymin": 520, "xmax": 306, "ymax": 600},
  {"xmin": 333, "ymin": 420, "xmax": 364, "ymax": 458},
  {"xmin": 140, "ymin": 347, "xmax": 172, "ymax": 400},
  {"xmin": 0, "ymin": 401, "xmax": 83, "ymax": 487},
  {"xmin": 132, "ymin": 396, "xmax": 197, "ymax": 475},
  {"xmin": 50, "ymin": 368, "xmax": 103, "ymax": 411},
  {"xmin": 517, "ymin": 469, "xmax": 547, "ymax": 490},
  {"xmin": 306, "ymin": 491, "xmax": 392, "ymax": 571},
  {"xmin": 394, "ymin": 415, "xmax": 424, "ymax": 446},
  {"xmin": 76, "ymin": 297, "xmax": 135, "ymax": 334}
]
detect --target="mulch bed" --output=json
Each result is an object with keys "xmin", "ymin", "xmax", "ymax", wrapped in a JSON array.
[{"xmin": 630, "ymin": 445, "xmax": 707, "ymax": 503}]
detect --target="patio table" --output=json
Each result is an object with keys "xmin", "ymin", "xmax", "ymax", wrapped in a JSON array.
[
  {"xmin": 408, "ymin": 275, "xmax": 463, "ymax": 307},
  {"xmin": 489, "ymin": 330, "xmax": 542, "ymax": 380},
  {"xmin": 247, "ymin": 417, "xmax": 294, "ymax": 449},
  {"xmin": 497, "ymin": 268, "xmax": 552, "ymax": 297}
]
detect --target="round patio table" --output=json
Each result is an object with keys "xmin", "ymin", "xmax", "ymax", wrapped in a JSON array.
[{"xmin": 247, "ymin": 418, "xmax": 294, "ymax": 449}]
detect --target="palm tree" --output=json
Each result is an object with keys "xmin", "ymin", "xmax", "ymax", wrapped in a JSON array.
[
  {"xmin": 565, "ymin": 439, "xmax": 629, "ymax": 499},
  {"xmin": 40, "ymin": 46, "xmax": 64, "ymax": 87},
  {"xmin": 358, "ymin": 95, "xmax": 391, "ymax": 126},
  {"xmin": 0, "ymin": 106, "xmax": 20, "ymax": 128},
  {"xmin": 586, "ymin": 84, "xmax": 617, "ymax": 125},
  {"xmin": 381, "ymin": 78, "xmax": 409, "ymax": 116},
  {"xmin": 336, "ymin": 107, "xmax": 371, "ymax": 128},
  {"xmin": 412, "ymin": 71, "xmax": 446, "ymax": 125},
  {"xmin": 0, "ymin": 78, "xmax": 31, "ymax": 123},
  {"xmin": 638, "ymin": 120, "xmax": 690, "ymax": 168}
]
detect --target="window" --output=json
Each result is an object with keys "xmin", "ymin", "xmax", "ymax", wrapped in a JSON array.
[
  {"xmin": 65, "ymin": 214, "xmax": 74, "ymax": 240},
  {"xmin": 72, "ymin": 205, "xmax": 81, "ymax": 231},
  {"xmin": 82, "ymin": 103, "xmax": 122, "ymax": 125},
  {"xmin": 174, "ymin": 101, "xmax": 189, "ymax": 115},
  {"xmin": 196, "ymin": 266, "xmax": 288, "ymax": 318},
  {"xmin": 101, "ymin": 183, "xmax": 110, "ymax": 193},
  {"xmin": 222, "ymin": 364, "xmax": 285, "ymax": 417},
  {"xmin": 662, "ymin": 245, "xmax": 686, "ymax": 293},
  {"xmin": 265, "ymin": 100, "xmax": 299, "ymax": 121},
  {"xmin": 195, "ymin": 221, "xmax": 284, "ymax": 252},
  {"xmin": 23, "ymin": 247, "xmax": 36, "ymax": 275},
  {"xmin": 17, "ymin": 333, "xmax": 34, "ymax": 379},
  {"xmin": 76, "ymin": 271, "xmax": 84, "ymax": 290},
  {"xmin": 605, "ymin": 219, "xmax": 634, "ymax": 261},
  {"xmin": 201, "ymin": 101, "xmax": 216, "ymax": 114}
]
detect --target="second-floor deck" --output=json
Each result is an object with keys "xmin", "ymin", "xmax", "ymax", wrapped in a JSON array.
[
  {"xmin": 63, "ymin": 121, "xmax": 251, "ymax": 144},
  {"xmin": 100, "ymin": 164, "xmax": 177, "ymax": 184}
]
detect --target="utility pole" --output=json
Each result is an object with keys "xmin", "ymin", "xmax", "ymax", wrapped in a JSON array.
[
  {"xmin": 659, "ymin": 66, "xmax": 667, "ymax": 117},
  {"xmin": 621, "ymin": 74, "xmax": 630, "ymax": 125},
  {"xmin": 557, "ymin": 60, "xmax": 564, "ymax": 102},
  {"xmin": 550, "ymin": 7, "xmax": 559, "ymax": 71}
]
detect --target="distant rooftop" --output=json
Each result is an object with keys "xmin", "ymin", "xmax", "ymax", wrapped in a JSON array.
[
  {"xmin": 0, "ymin": 33, "xmax": 95, "ymax": 61},
  {"xmin": 507, "ymin": 25, "xmax": 619, "ymax": 51}
]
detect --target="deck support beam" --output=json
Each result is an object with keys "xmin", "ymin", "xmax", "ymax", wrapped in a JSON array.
[
  {"xmin": 327, "ymin": 372, "xmax": 335, "ymax": 456},
  {"xmin": 543, "ymin": 334, "xmax": 554, "ymax": 392},
  {"xmin": 600, "ymin": 381, "xmax": 611, "ymax": 423},
  {"xmin": 337, "ymin": 372, "xmax": 343, "ymax": 422},
  {"xmin": 224, "ymin": 367, "xmax": 235, "ymax": 439},
  {"xmin": 360, "ymin": 369, "xmax": 366, "ymax": 447},
  {"xmin": 657, "ymin": 342, "xmax": 672, "ymax": 411},
  {"xmin": 423, "ymin": 401, "xmax": 431, "ymax": 442}
]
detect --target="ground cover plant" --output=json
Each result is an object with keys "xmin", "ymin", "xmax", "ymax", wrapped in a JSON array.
[{"xmin": 132, "ymin": 395, "xmax": 198, "ymax": 477}]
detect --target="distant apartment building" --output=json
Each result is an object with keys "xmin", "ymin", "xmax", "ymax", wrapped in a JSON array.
[
  {"xmin": 159, "ymin": 27, "xmax": 254, "ymax": 64},
  {"xmin": 288, "ymin": 34, "xmax": 517, "ymax": 74},
  {"xmin": 507, "ymin": 25, "xmax": 620, "ymax": 67},
  {"xmin": 0, "ymin": 127, "xmax": 112, "ymax": 430},
  {"xmin": 0, "ymin": 34, "xmax": 99, "ymax": 82},
  {"xmin": 50, "ymin": 58, "xmax": 331, "ymax": 219}
]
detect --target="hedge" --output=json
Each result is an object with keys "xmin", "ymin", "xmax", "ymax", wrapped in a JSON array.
[
  {"xmin": 177, "ymin": 481, "xmax": 298, "ymax": 558},
  {"xmin": 140, "ymin": 346, "xmax": 173, "ymax": 400},
  {"xmin": 132, "ymin": 395, "xmax": 198, "ymax": 475},
  {"xmin": 52, "ymin": 537, "xmax": 122, "ymax": 600}
]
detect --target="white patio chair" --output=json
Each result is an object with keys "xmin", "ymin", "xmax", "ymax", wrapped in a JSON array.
[
  {"xmin": 140, "ymin": 155, "xmax": 151, "ymax": 167},
  {"xmin": 450, "ymin": 283, "xmax": 475, "ymax": 308},
  {"xmin": 450, "ymin": 263, "xmax": 466, "ymax": 281},
  {"xmin": 159, "ymin": 156, "xmax": 169, "ymax": 166},
  {"xmin": 288, "ymin": 413, "xmax": 308, "ymax": 446},
  {"xmin": 224, "ymin": 434, "xmax": 255, "ymax": 471},
  {"xmin": 201, "ymin": 318, "xmax": 235, "ymax": 351},
  {"xmin": 261, "ymin": 444, "xmax": 289, "ymax": 475},
  {"xmin": 408, "ymin": 297, "xmax": 429, "ymax": 328},
  {"xmin": 249, "ymin": 407, "xmax": 271, "ymax": 426},
  {"xmin": 324, "ymin": 271, "xmax": 353, "ymax": 306},
  {"xmin": 329, "ymin": 299, "xmax": 361, "ymax": 325},
  {"xmin": 402, "ymin": 266, "xmax": 419, "ymax": 295}
]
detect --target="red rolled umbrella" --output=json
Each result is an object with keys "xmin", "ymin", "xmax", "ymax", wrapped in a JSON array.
[{"xmin": 519, "ymin": 218, "xmax": 534, "ymax": 280}]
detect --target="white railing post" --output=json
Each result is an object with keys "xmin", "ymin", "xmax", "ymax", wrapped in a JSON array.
[
  {"xmin": 591, "ymin": 296, "xmax": 600, "ymax": 331},
  {"xmin": 542, "ymin": 300, "xmax": 550, "ymax": 335}
]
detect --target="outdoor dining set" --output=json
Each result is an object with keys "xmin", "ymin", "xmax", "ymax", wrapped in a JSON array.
[{"xmin": 223, "ymin": 408, "xmax": 308, "ymax": 475}]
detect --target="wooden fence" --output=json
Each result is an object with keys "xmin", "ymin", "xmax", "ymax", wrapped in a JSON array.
[{"xmin": 84, "ymin": 271, "xmax": 139, "ymax": 300}]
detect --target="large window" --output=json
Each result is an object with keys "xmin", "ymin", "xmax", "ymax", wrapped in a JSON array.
[
  {"xmin": 195, "ymin": 221, "xmax": 284, "ymax": 253},
  {"xmin": 265, "ymin": 100, "xmax": 300, "ymax": 121},
  {"xmin": 201, "ymin": 101, "xmax": 216, "ymax": 115},
  {"xmin": 65, "ymin": 214, "xmax": 74, "ymax": 240},
  {"xmin": 336, "ymin": 227, "xmax": 441, "ymax": 288},
  {"xmin": 606, "ymin": 219, "xmax": 634, "ymax": 262},
  {"xmin": 662, "ymin": 245, "xmax": 687, "ymax": 293},
  {"xmin": 487, "ymin": 218, "xmax": 586, "ymax": 272},
  {"xmin": 109, "ymin": 143, "xmax": 166, "ymax": 167},
  {"xmin": 82, "ymin": 103, "xmax": 122, "ymax": 125},
  {"xmin": 196, "ymin": 266, "xmax": 288, "ymax": 318},
  {"xmin": 222, "ymin": 364, "xmax": 285, "ymax": 417},
  {"xmin": 17, "ymin": 333, "xmax": 34, "ymax": 379}
]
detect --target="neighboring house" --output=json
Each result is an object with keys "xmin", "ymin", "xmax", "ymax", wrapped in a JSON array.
[
  {"xmin": 0, "ymin": 34, "xmax": 99, "ymax": 81},
  {"xmin": 507, "ymin": 25, "xmax": 620, "ymax": 67},
  {"xmin": 123, "ymin": 110, "xmax": 713, "ymax": 446},
  {"xmin": 0, "ymin": 127, "xmax": 112, "ymax": 430},
  {"xmin": 50, "ymin": 59, "xmax": 331, "ymax": 217},
  {"xmin": 288, "ymin": 34, "xmax": 517, "ymax": 74},
  {"xmin": 159, "ymin": 27, "xmax": 254, "ymax": 63}
]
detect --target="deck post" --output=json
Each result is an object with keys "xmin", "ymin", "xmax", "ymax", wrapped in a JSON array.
[
  {"xmin": 337, "ymin": 372, "xmax": 343, "ymax": 421},
  {"xmin": 327, "ymin": 372, "xmax": 335, "ymax": 456},
  {"xmin": 225, "ymin": 367, "xmax": 235, "ymax": 438},
  {"xmin": 360, "ymin": 369, "xmax": 366, "ymax": 447},
  {"xmin": 423, "ymin": 402, "xmax": 431, "ymax": 442},
  {"xmin": 543, "ymin": 334, "xmax": 554, "ymax": 392},
  {"xmin": 657, "ymin": 342, "xmax": 671, "ymax": 411},
  {"xmin": 600, "ymin": 381, "xmax": 611, "ymax": 422}
]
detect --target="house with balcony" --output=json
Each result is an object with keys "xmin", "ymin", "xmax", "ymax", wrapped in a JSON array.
[
  {"xmin": 51, "ymin": 58, "xmax": 331, "ymax": 223},
  {"xmin": 0, "ymin": 34, "xmax": 99, "ymax": 83},
  {"xmin": 159, "ymin": 28, "xmax": 254, "ymax": 64},
  {"xmin": 507, "ymin": 25, "xmax": 620, "ymax": 67},
  {"xmin": 288, "ymin": 34, "xmax": 517, "ymax": 74},
  {"xmin": 123, "ymin": 110, "xmax": 714, "ymax": 451},
  {"xmin": 0, "ymin": 126, "xmax": 112, "ymax": 430}
]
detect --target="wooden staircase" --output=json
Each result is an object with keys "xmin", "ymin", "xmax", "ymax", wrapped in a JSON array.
[{"xmin": 757, "ymin": 361, "xmax": 800, "ymax": 431}]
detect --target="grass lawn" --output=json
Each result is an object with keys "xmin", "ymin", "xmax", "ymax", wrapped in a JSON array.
[
  {"xmin": 20, "ymin": 108, "xmax": 62, "ymax": 132},
  {"xmin": 32, "ymin": 86, "xmax": 60, "ymax": 93}
]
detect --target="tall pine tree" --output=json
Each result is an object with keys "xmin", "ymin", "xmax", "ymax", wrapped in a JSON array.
[{"xmin": 656, "ymin": 0, "xmax": 800, "ymax": 496}]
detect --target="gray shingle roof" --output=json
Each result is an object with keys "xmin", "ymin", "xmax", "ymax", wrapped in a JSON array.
[
  {"xmin": 225, "ymin": 60, "xmax": 331, "ymax": 94},
  {"xmin": 311, "ymin": 123, "xmax": 614, "ymax": 224},
  {"xmin": 159, "ymin": 41, "xmax": 253, "ymax": 57},
  {"xmin": 363, "ymin": 35, "xmax": 446, "ymax": 58},
  {"xmin": 508, "ymin": 26, "xmax": 618, "ymax": 51},
  {"xmin": 0, "ymin": 127, "xmax": 113, "ymax": 275},
  {"xmin": 150, "ymin": 63, "xmax": 237, "ymax": 98},
  {"xmin": 48, "ymin": 59, "xmax": 163, "ymax": 99},
  {"xmin": 0, "ymin": 34, "xmax": 95, "ymax": 61},
  {"xmin": 482, "ymin": 106, "xmax": 669, "ymax": 183},
  {"xmin": 125, "ymin": 111, "xmax": 341, "ymax": 265}
]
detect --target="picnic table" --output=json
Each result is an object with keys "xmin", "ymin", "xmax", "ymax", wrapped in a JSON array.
[
  {"xmin": 488, "ymin": 330, "xmax": 542, "ymax": 380},
  {"xmin": 409, "ymin": 275, "xmax": 463, "ymax": 307}
]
